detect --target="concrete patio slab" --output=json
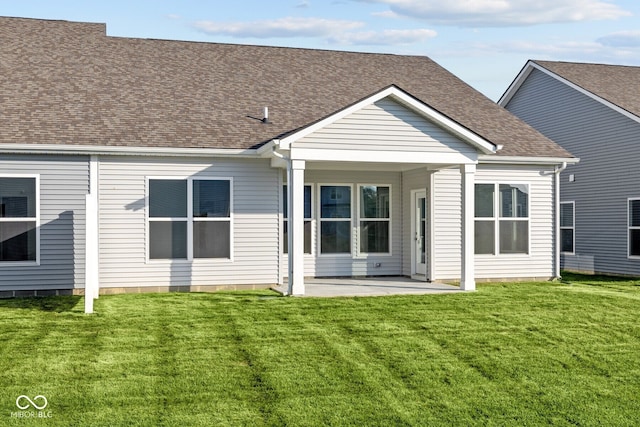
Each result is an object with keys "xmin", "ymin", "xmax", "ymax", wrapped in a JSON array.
[{"xmin": 272, "ymin": 277, "xmax": 462, "ymax": 297}]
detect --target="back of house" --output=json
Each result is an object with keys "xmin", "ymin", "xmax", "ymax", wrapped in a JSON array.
[
  {"xmin": 501, "ymin": 60, "xmax": 640, "ymax": 276},
  {"xmin": 0, "ymin": 17, "xmax": 575, "ymax": 299}
]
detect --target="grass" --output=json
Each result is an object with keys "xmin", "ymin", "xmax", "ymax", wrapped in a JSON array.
[{"xmin": 1, "ymin": 274, "xmax": 640, "ymax": 426}]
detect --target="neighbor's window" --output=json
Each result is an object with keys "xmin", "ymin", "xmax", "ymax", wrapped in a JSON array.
[
  {"xmin": 359, "ymin": 185, "xmax": 390, "ymax": 254},
  {"xmin": 474, "ymin": 183, "xmax": 529, "ymax": 255},
  {"xmin": 560, "ymin": 202, "xmax": 575, "ymax": 254},
  {"xmin": 629, "ymin": 199, "xmax": 640, "ymax": 257},
  {"xmin": 0, "ymin": 177, "xmax": 38, "ymax": 262},
  {"xmin": 148, "ymin": 178, "xmax": 231, "ymax": 260},
  {"xmin": 282, "ymin": 185, "xmax": 312, "ymax": 254},
  {"xmin": 320, "ymin": 185, "xmax": 351, "ymax": 254}
]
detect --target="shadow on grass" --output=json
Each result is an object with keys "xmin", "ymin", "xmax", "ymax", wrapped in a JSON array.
[
  {"xmin": 0, "ymin": 296, "xmax": 82, "ymax": 312},
  {"xmin": 561, "ymin": 271, "xmax": 640, "ymax": 287}
]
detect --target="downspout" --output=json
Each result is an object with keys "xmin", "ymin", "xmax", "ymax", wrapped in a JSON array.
[
  {"xmin": 554, "ymin": 162, "xmax": 568, "ymax": 280},
  {"xmin": 271, "ymin": 142, "xmax": 293, "ymax": 295}
]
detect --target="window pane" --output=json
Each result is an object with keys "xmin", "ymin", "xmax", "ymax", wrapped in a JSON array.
[
  {"xmin": 474, "ymin": 220, "xmax": 495, "ymax": 255},
  {"xmin": 499, "ymin": 220, "xmax": 529, "ymax": 254},
  {"xmin": 194, "ymin": 221, "xmax": 230, "ymax": 258},
  {"xmin": 630, "ymin": 230, "xmax": 640, "ymax": 256},
  {"xmin": 0, "ymin": 178, "xmax": 36, "ymax": 218},
  {"xmin": 360, "ymin": 186, "xmax": 390, "ymax": 219},
  {"xmin": 500, "ymin": 184, "xmax": 528, "ymax": 218},
  {"xmin": 283, "ymin": 185, "xmax": 312, "ymax": 219},
  {"xmin": 560, "ymin": 203, "xmax": 574, "ymax": 227},
  {"xmin": 561, "ymin": 229, "xmax": 574, "ymax": 253},
  {"xmin": 193, "ymin": 180, "xmax": 230, "ymax": 218},
  {"xmin": 321, "ymin": 221, "xmax": 350, "ymax": 253},
  {"xmin": 283, "ymin": 220, "xmax": 312, "ymax": 254},
  {"xmin": 360, "ymin": 220, "xmax": 389, "ymax": 253},
  {"xmin": 320, "ymin": 186, "xmax": 351, "ymax": 218},
  {"xmin": 149, "ymin": 221, "xmax": 187, "ymax": 259},
  {"xmin": 0, "ymin": 222, "xmax": 36, "ymax": 261},
  {"xmin": 475, "ymin": 184, "xmax": 494, "ymax": 218},
  {"xmin": 149, "ymin": 180, "xmax": 187, "ymax": 218},
  {"xmin": 630, "ymin": 200, "xmax": 640, "ymax": 227}
]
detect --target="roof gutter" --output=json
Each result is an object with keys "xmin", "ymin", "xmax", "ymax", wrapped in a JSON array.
[
  {"xmin": 478, "ymin": 155, "xmax": 579, "ymax": 165},
  {"xmin": 0, "ymin": 143, "xmax": 262, "ymax": 158}
]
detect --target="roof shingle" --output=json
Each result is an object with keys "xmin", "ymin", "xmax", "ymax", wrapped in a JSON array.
[{"xmin": 0, "ymin": 17, "xmax": 572, "ymax": 158}]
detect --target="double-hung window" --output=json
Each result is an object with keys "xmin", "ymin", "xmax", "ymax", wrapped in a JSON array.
[
  {"xmin": 560, "ymin": 201, "xmax": 575, "ymax": 254},
  {"xmin": 0, "ymin": 176, "xmax": 38, "ymax": 263},
  {"xmin": 148, "ymin": 178, "xmax": 232, "ymax": 260},
  {"xmin": 282, "ymin": 185, "xmax": 312, "ymax": 254},
  {"xmin": 475, "ymin": 183, "xmax": 529, "ymax": 255},
  {"xmin": 358, "ymin": 185, "xmax": 391, "ymax": 254},
  {"xmin": 629, "ymin": 199, "xmax": 640, "ymax": 257},
  {"xmin": 320, "ymin": 185, "xmax": 352, "ymax": 254}
]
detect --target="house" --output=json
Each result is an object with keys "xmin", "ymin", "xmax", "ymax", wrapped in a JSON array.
[
  {"xmin": 500, "ymin": 60, "xmax": 640, "ymax": 276},
  {"xmin": 0, "ymin": 17, "xmax": 576, "ymax": 309}
]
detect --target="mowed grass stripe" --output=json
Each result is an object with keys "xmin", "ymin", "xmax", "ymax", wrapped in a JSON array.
[{"xmin": 1, "ymin": 277, "xmax": 640, "ymax": 426}]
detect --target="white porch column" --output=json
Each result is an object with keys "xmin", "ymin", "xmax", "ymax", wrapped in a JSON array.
[
  {"xmin": 288, "ymin": 159, "xmax": 306, "ymax": 295},
  {"xmin": 460, "ymin": 163, "xmax": 476, "ymax": 291}
]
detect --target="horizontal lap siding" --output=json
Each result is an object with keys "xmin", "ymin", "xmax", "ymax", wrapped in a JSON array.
[
  {"xmin": 0, "ymin": 155, "xmax": 88, "ymax": 290},
  {"xmin": 296, "ymin": 98, "xmax": 477, "ymax": 156},
  {"xmin": 293, "ymin": 170, "xmax": 403, "ymax": 277},
  {"xmin": 506, "ymin": 69, "xmax": 640, "ymax": 275},
  {"xmin": 99, "ymin": 156, "xmax": 279, "ymax": 288},
  {"xmin": 433, "ymin": 165, "xmax": 555, "ymax": 280}
]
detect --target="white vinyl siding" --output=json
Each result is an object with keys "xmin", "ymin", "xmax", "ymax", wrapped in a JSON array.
[
  {"xmin": 432, "ymin": 165, "xmax": 555, "ymax": 280},
  {"xmin": 0, "ymin": 155, "xmax": 89, "ymax": 292},
  {"xmin": 295, "ymin": 98, "xmax": 477, "ymax": 157},
  {"xmin": 505, "ymin": 67, "xmax": 640, "ymax": 275},
  {"xmin": 99, "ymin": 156, "xmax": 279, "ymax": 288},
  {"xmin": 287, "ymin": 170, "xmax": 402, "ymax": 278}
]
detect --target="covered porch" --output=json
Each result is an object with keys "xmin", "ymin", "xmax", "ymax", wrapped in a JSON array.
[{"xmin": 259, "ymin": 86, "xmax": 500, "ymax": 296}]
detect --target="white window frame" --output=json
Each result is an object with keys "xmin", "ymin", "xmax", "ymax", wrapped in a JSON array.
[
  {"xmin": 282, "ymin": 184, "xmax": 314, "ymax": 255},
  {"xmin": 628, "ymin": 198, "xmax": 640, "ymax": 259},
  {"xmin": 560, "ymin": 201, "xmax": 575, "ymax": 255},
  {"xmin": 146, "ymin": 176, "xmax": 233, "ymax": 263},
  {"xmin": 0, "ymin": 174, "xmax": 40, "ymax": 266},
  {"xmin": 356, "ymin": 184, "xmax": 392, "ymax": 257},
  {"xmin": 475, "ymin": 181, "xmax": 531, "ymax": 256},
  {"xmin": 318, "ymin": 183, "xmax": 353, "ymax": 257}
]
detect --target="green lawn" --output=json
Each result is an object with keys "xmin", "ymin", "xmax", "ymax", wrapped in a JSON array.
[{"xmin": 1, "ymin": 274, "xmax": 640, "ymax": 426}]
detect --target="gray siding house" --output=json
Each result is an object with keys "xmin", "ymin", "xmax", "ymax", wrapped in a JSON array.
[
  {"xmin": 0, "ymin": 17, "xmax": 576, "ymax": 307},
  {"xmin": 500, "ymin": 60, "xmax": 640, "ymax": 276}
]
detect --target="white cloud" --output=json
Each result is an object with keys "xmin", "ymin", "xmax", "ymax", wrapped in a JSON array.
[
  {"xmin": 192, "ymin": 17, "xmax": 363, "ymax": 38},
  {"xmin": 597, "ymin": 31, "xmax": 640, "ymax": 47},
  {"xmin": 358, "ymin": 0, "xmax": 631, "ymax": 27},
  {"xmin": 296, "ymin": 1, "xmax": 311, "ymax": 8},
  {"xmin": 329, "ymin": 28, "xmax": 436, "ymax": 45}
]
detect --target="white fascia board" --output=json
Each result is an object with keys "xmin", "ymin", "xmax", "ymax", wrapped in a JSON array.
[
  {"xmin": 498, "ymin": 60, "xmax": 536, "ymax": 106},
  {"xmin": 0, "ymin": 143, "xmax": 261, "ymax": 158},
  {"xmin": 500, "ymin": 61, "xmax": 640, "ymax": 126},
  {"xmin": 478, "ymin": 155, "xmax": 579, "ymax": 165},
  {"xmin": 280, "ymin": 86, "xmax": 498, "ymax": 155}
]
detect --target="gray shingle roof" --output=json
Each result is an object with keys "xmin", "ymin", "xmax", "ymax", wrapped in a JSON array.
[
  {"xmin": 0, "ymin": 17, "xmax": 572, "ymax": 158},
  {"xmin": 533, "ymin": 60, "xmax": 640, "ymax": 120}
]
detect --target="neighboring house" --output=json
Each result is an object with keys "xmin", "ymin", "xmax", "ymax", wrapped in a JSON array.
[
  {"xmin": 500, "ymin": 60, "xmax": 640, "ymax": 276},
  {"xmin": 0, "ymin": 17, "xmax": 576, "ymax": 306}
]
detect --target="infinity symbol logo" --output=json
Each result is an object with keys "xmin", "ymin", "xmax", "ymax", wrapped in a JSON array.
[{"xmin": 16, "ymin": 395, "xmax": 48, "ymax": 410}]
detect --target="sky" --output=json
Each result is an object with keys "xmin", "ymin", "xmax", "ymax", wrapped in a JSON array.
[{"xmin": 3, "ymin": 0, "xmax": 640, "ymax": 100}]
